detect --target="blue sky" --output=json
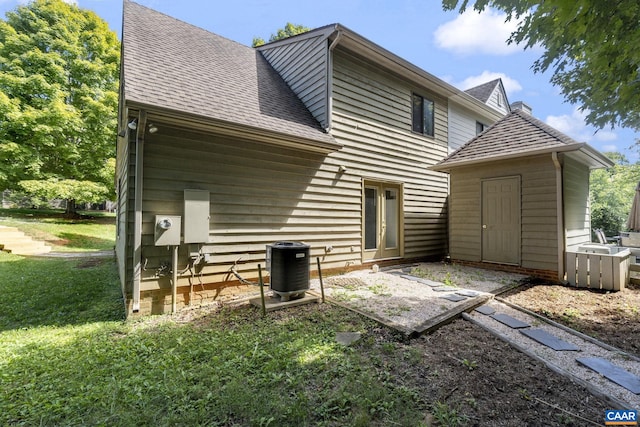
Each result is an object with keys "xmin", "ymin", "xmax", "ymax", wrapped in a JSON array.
[{"xmin": 2, "ymin": 0, "xmax": 638, "ymax": 160}]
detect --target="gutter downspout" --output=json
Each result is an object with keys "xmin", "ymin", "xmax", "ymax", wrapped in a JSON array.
[
  {"xmin": 324, "ymin": 30, "xmax": 342, "ymax": 133},
  {"xmin": 552, "ymin": 152, "xmax": 565, "ymax": 281},
  {"xmin": 132, "ymin": 110, "xmax": 148, "ymax": 313}
]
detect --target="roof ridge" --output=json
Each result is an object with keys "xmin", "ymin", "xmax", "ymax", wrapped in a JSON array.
[
  {"xmin": 432, "ymin": 109, "xmax": 584, "ymax": 170},
  {"xmin": 122, "ymin": 0, "xmax": 336, "ymax": 146},
  {"xmin": 512, "ymin": 109, "xmax": 581, "ymax": 146},
  {"xmin": 125, "ymin": 0, "xmax": 252, "ymax": 49}
]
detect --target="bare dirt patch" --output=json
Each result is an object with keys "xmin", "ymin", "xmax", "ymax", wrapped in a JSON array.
[
  {"xmin": 168, "ymin": 262, "xmax": 634, "ymax": 424},
  {"xmin": 310, "ymin": 262, "xmax": 633, "ymax": 423},
  {"xmin": 501, "ymin": 279, "xmax": 640, "ymax": 357}
]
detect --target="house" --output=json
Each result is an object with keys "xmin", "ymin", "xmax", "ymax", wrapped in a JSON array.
[
  {"xmin": 117, "ymin": 1, "xmax": 510, "ymax": 315},
  {"xmin": 448, "ymin": 78, "xmax": 511, "ymax": 153},
  {"xmin": 430, "ymin": 108, "xmax": 613, "ymax": 281}
]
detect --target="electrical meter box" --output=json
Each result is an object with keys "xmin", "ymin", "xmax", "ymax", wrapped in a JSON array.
[
  {"xmin": 184, "ymin": 189, "xmax": 210, "ymax": 243},
  {"xmin": 154, "ymin": 215, "xmax": 181, "ymax": 246}
]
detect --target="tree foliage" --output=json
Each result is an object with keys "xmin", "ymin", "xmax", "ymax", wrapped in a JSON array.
[
  {"xmin": 252, "ymin": 23, "xmax": 310, "ymax": 47},
  {"xmin": 0, "ymin": 0, "xmax": 119, "ymax": 212},
  {"xmin": 590, "ymin": 153, "xmax": 640, "ymax": 235},
  {"xmin": 442, "ymin": 0, "xmax": 640, "ymax": 131}
]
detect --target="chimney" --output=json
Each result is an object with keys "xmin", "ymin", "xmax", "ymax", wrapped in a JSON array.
[{"xmin": 510, "ymin": 101, "xmax": 532, "ymax": 115}]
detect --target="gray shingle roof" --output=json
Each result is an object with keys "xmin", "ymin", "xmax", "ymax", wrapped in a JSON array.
[
  {"xmin": 464, "ymin": 79, "xmax": 501, "ymax": 103},
  {"xmin": 431, "ymin": 110, "xmax": 588, "ymax": 170},
  {"xmin": 122, "ymin": 1, "xmax": 335, "ymax": 146}
]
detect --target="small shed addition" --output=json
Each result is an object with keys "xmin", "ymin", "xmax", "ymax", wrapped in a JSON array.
[{"xmin": 430, "ymin": 109, "xmax": 613, "ymax": 281}]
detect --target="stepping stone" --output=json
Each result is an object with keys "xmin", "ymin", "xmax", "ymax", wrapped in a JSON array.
[
  {"xmin": 440, "ymin": 294, "xmax": 466, "ymax": 302},
  {"xmin": 457, "ymin": 289, "xmax": 480, "ymax": 297},
  {"xmin": 400, "ymin": 274, "xmax": 448, "ymax": 288},
  {"xmin": 416, "ymin": 278, "xmax": 445, "ymax": 287},
  {"xmin": 336, "ymin": 332, "xmax": 362, "ymax": 346},
  {"xmin": 432, "ymin": 287, "xmax": 460, "ymax": 292},
  {"xmin": 520, "ymin": 329, "xmax": 581, "ymax": 351},
  {"xmin": 577, "ymin": 357, "xmax": 640, "ymax": 394},
  {"xmin": 475, "ymin": 305, "xmax": 496, "ymax": 315},
  {"xmin": 490, "ymin": 313, "xmax": 530, "ymax": 329}
]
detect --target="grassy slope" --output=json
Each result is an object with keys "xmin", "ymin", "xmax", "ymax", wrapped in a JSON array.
[
  {"xmin": 0, "ymin": 251, "xmax": 426, "ymax": 426},
  {"xmin": 0, "ymin": 208, "xmax": 115, "ymax": 252},
  {"xmin": 0, "ymin": 210, "xmax": 428, "ymax": 426}
]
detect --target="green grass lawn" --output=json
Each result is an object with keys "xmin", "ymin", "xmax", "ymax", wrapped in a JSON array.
[
  {"xmin": 0, "ymin": 208, "xmax": 115, "ymax": 251},
  {"xmin": 0, "ymin": 246, "xmax": 428, "ymax": 426}
]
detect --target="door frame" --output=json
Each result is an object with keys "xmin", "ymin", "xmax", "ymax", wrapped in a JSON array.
[{"xmin": 362, "ymin": 180, "xmax": 404, "ymax": 262}]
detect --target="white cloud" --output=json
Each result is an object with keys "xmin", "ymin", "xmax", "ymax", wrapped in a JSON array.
[
  {"xmin": 434, "ymin": 9, "xmax": 522, "ymax": 56},
  {"xmin": 457, "ymin": 71, "xmax": 522, "ymax": 97},
  {"xmin": 545, "ymin": 108, "xmax": 619, "ymax": 145}
]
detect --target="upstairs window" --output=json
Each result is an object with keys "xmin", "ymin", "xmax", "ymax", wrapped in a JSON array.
[
  {"xmin": 411, "ymin": 93, "xmax": 434, "ymax": 137},
  {"xmin": 476, "ymin": 121, "xmax": 487, "ymax": 135}
]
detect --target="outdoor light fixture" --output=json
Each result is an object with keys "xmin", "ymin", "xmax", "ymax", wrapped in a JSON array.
[
  {"xmin": 118, "ymin": 129, "xmax": 127, "ymax": 137},
  {"xmin": 148, "ymin": 124, "xmax": 158, "ymax": 134},
  {"xmin": 127, "ymin": 119, "xmax": 138, "ymax": 130}
]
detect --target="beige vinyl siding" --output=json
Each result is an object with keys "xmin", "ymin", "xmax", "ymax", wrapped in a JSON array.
[
  {"xmin": 137, "ymin": 128, "xmax": 362, "ymax": 291},
  {"xmin": 115, "ymin": 132, "xmax": 133, "ymax": 295},
  {"xmin": 448, "ymin": 155, "xmax": 558, "ymax": 271},
  {"xmin": 131, "ymin": 44, "xmax": 455, "ymax": 295},
  {"xmin": 259, "ymin": 34, "xmax": 329, "ymax": 128},
  {"xmin": 563, "ymin": 156, "xmax": 591, "ymax": 248},
  {"xmin": 330, "ymin": 49, "xmax": 449, "ymax": 259}
]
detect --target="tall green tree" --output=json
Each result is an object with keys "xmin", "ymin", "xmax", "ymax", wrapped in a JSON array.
[
  {"xmin": 590, "ymin": 153, "xmax": 640, "ymax": 235},
  {"xmin": 0, "ymin": 0, "xmax": 119, "ymax": 215},
  {"xmin": 442, "ymin": 0, "xmax": 640, "ymax": 131},
  {"xmin": 252, "ymin": 23, "xmax": 310, "ymax": 47}
]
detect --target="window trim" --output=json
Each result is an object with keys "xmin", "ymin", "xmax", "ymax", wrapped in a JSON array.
[
  {"xmin": 411, "ymin": 93, "xmax": 434, "ymax": 137},
  {"xmin": 476, "ymin": 121, "xmax": 487, "ymax": 135}
]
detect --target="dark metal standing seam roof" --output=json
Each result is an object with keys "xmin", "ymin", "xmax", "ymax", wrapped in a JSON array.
[
  {"xmin": 431, "ymin": 109, "xmax": 612, "ymax": 170},
  {"xmin": 122, "ymin": 0, "xmax": 335, "ymax": 146}
]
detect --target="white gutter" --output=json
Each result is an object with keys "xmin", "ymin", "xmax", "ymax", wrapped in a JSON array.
[
  {"xmin": 552, "ymin": 152, "xmax": 565, "ymax": 281},
  {"xmin": 132, "ymin": 110, "xmax": 147, "ymax": 313}
]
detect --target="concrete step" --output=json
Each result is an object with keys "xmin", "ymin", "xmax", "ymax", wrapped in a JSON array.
[
  {"xmin": 2, "ymin": 241, "xmax": 51, "ymax": 250},
  {"xmin": 0, "ymin": 226, "xmax": 26, "ymax": 239},
  {"xmin": 0, "ymin": 226, "xmax": 51, "ymax": 255}
]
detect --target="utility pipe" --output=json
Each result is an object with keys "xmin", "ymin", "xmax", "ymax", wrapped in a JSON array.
[
  {"xmin": 132, "ymin": 110, "xmax": 148, "ymax": 313},
  {"xmin": 258, "ymin": 264, "xmax": 266, "ymax": 316},
  {"xmin": 172, "ymin": 245, "xmax": 178, "ymax": 313}
]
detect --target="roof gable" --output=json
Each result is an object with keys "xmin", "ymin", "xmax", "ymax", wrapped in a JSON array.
[
  {"xmin": 465, "ymin": 78, "xmax": 511, "ymax": 115},
  {"xmin": 431, "ymin": 110, "xmax": 612, "ymax": 171},
  {"xmin": 464, "ymin": 79, "xmax": 501, "ymax": 103},
  {"xmin": 122, "ymin": 1, "xmax": 336, "ymax": 148},
  {"xmin": 259, "ymin": 23, "xmax": 504, "ymax": 124}
]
